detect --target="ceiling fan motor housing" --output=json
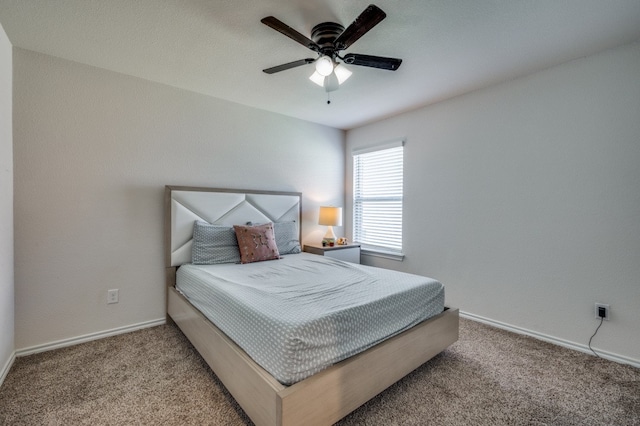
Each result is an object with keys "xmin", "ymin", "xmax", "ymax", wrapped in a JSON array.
[{"xmin": 311, "ymin": 22, "xmax": 345, "ymax": 57}]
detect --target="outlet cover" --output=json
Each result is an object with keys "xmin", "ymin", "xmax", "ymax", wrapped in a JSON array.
[
  {"xmin": 594, "ymin": 303, "xmax": 609, "ymax": 320},
  {"xmin": 107, "ymin": 289, "xmax": 119, "ymax": 304}
]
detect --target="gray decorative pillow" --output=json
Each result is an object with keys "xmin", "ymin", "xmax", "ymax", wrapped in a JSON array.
[
  {"xmin": 274, "ymin": 221, "xmax": 301, "ymax": 255},
  {"xmin": 192, "ymin": 221, "xmax": 241, "ymax": 264}
]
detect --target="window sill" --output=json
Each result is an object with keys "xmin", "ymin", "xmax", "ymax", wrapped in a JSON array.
[{"xmin": 361, "ymin": 248, "xmax": 405, "ymax": 262}]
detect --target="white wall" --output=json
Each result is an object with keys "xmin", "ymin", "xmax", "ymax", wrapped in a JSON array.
[
  {"xmin": 13, "ymin": 49, "xmax": 344, "ymax": 350},
  {"xmin": 0, "ymin": 23, "xmax": 14, "ymax": 381},
  {"xmin": 346, "ymin": 42, "xmax": 640, "ymax": 364}
]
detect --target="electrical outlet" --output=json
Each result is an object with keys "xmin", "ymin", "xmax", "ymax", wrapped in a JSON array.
[
  {"xmin": 107, "ymin": 289, "xmax": 119, "ymax": 304},
  {"xmin": 594, "ymin": 303, "xmax": 609, "ymax": 321}
]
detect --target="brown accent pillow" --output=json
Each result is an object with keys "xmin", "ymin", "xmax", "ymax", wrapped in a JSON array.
[{"xmin": 233, "ymin": 223, "xmax": 280, "ymax": 264}]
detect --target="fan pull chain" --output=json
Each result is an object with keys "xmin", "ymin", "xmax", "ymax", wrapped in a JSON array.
[{"xmin": 327, "ymin": 92, "xmax": 331, "ymax": 104}]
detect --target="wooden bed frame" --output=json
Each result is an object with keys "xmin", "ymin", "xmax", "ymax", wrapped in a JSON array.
[{"xmin": 164, "ymin": 185, "xmax": 459, "ymax": 426}]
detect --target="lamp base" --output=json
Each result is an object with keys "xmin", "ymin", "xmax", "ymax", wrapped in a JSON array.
[{"xmin": 322, "ymin": 226, "xmax": 336, "ymax": 247}]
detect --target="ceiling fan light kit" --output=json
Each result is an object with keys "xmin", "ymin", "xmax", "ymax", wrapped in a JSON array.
[
  {"xmin": 309, "ymin": 57, "xmax": 353, "ymax": 92},
  {"xmin": 261, "ymin": 4, "xmax": 402, "ymax": 101}
]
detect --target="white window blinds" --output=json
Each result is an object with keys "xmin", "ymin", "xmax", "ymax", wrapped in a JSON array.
[{"xmin": 353, "ymin": 141, "xmax": 404, "ymax": 253}]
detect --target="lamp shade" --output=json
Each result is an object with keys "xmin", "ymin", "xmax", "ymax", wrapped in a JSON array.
[{"xmin": 318, "ymin": 206, "xmax": 343, "ymax": 226}]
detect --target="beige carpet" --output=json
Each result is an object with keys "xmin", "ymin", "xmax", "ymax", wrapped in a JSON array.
[{"xmin": 1, "ymin": 319, "xmax": 638, "ymax": 425}]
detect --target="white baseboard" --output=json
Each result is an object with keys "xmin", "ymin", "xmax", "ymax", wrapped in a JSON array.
[
  {"xmin": 15, "ymin": 318, "xmax": 166, "ymax": 357},
  {"xmin": 0, "ymin": 350, "xmax": 16, "ymax": 387},
  {"xmin": 460, "ymin": 311, "xmax": 640, "ymax": 369}
]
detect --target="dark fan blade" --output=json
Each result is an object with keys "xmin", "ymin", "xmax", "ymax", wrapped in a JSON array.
[
  {"xmin": 343, "ymin": 53, "xmax": 402, "ymax": 71},
  {"xmin": 261, "ymin": 16, "xmax": 320, "ymax": 52},
  {"xmin": 334, "ymin": 4, "xmax": 386, "ymax": 50},
  {"xmin": 263, "ymin": 58, "xmax": 315, "ymax": 74}
]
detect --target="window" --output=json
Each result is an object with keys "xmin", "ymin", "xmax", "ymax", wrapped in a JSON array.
[{"xmin": 353, "ymin": 140, "xmax": 404, "ymax": 257}]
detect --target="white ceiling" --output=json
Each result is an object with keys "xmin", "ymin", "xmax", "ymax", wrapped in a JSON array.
[{"xmin": 1, "ymin": 0, "xmax": 640, "ymax": 130}]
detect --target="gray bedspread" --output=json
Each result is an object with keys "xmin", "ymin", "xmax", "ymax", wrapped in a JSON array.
[{"xmin": 176, "ymin": 252, "xmax": 444, "ymax": 385}]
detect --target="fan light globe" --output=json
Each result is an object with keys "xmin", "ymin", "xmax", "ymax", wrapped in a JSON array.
[
  {"xmin": 334, "ymin": 64, "xmax": 352, "ymax": 84},
  {"xmin": 324, "ymin": 73, "xmax": 339, "ymax": 92},
  {"xmin": 309, "ymin": 71, "xmax": 325, "ymax": 87},
  {"xmin": 315, "ymin": 56, "xmax": 334, "ymax": 76}
]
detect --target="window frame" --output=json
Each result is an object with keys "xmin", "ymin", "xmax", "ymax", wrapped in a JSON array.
[{"xmin": 352, "ymin": 139, "xmax": 405, "ymax": 261}]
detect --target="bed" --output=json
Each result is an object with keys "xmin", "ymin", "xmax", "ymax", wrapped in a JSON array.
[{"xmin": 164, "ymin": 185, "xmax": 459, "ymax": 426}]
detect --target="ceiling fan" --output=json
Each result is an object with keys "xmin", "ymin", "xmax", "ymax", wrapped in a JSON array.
[{"xmin": 261, "ymin": 4, "xmax": 402, "ymax": 96}]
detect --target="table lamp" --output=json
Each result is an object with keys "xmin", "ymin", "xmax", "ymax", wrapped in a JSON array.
[{"xmin": 319, "ymin": 206, "xmax": 342, "ymax": 246}]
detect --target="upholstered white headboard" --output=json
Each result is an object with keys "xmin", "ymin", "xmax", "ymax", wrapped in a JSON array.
[{"xmin": 164, "ymin": 186, "xmax": 302, "ymax": 268}]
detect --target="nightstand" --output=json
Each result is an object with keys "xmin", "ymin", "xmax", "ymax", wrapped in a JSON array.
[{"xmin": 304, "ymin": 243, "xmax": 361, "ymax": 264}]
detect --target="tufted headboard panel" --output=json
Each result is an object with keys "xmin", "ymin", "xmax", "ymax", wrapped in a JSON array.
[{"xmin": 164, "ymin": 186, "xmax": 302, "ymax": 269}]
